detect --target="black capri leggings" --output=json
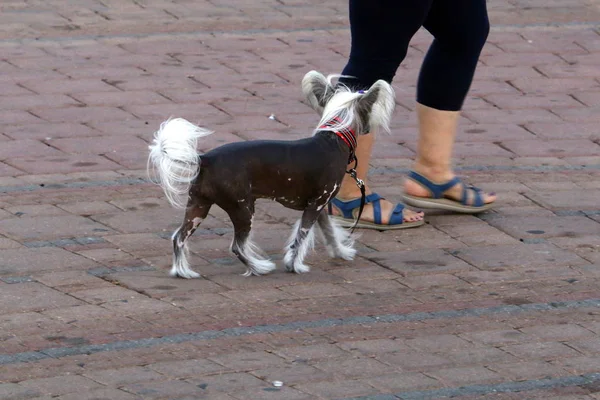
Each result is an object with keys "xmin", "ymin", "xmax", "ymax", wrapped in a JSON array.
[{"xmin": 339, "ymin": 0, "xmax": 489, "ymax": 111}]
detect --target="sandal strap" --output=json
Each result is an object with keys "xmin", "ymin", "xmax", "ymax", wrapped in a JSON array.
[
  {"xmin": 461, "ymin": 185, "xmax": 485, "ymax": 207},
  {"xmin": 371, "ymin": 195, "xmax": 382, "ymax": 225},
  {"xmin": 407, "ymin": 171, "xmax": 461, "ymax": 199},
  {"xmin": 388, "ymin": 203, "xmax": 405, "ymax": 225},
  {"xmin": 329, "ymin": 193, "xmax": 383, "ymax": 219}
]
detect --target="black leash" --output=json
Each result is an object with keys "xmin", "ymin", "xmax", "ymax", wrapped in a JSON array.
[{"xmin": 346, "ymin": 155, "xmax": 366, "ymax": 233}]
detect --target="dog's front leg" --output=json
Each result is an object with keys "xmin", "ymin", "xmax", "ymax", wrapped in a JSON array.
[{"xmin": 284, "ymin": 208, "xmax": 321, "ymax": 273}]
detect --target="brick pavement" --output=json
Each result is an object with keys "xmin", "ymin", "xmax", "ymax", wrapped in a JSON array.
[{"xmin": 1, "ymin": 0, "xmax": 600, "ymax": 399}]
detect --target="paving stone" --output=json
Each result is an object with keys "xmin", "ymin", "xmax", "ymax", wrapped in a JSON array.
[
  {"xmin": 18, "ymin": 374, "xmax": 103, "ymax": 396},
  {"xmin": 4, "ymin": 154, "xmax": 122, "ymax": 174},
  {"xmin": 4, "ymin": 204, "xmax": 70, "ymax": 218},
  {"xmin": 279, "ymin": 283, "xmax": 353, "ymax": 299},
  {"xmin": 188, "ymin": 372, "xmax": 267, "ymax": 393},
  {"xmin": 0, "ymin": 214, "xmax": 114, "ymax": 241},
  {"xmin": 0, "ymin": 139, "xmax": 64, "ymax": 161},
  {"xmin": 446, "ymin": 346, "xmax": 519, "ymax": 366},
  {"xmin": 500, "ymin": 139, "xmax": 600, "ymax": 157},
  {"xmin": 565, "ymin": 337, "xmax": 600, "ymax": 355},
  {"xmin": 501, "ymin": 342, "xmax": 584, "ymax": 362},
  {"xmin": 57, "ymin": 388, "xmax": 141, "ymax": 400},
  {"xmin": 487, "ymin": 215, "xmax": 600, "ymax": 239},
  {"xmin": 274, "ymin": 343, "xmax": 350, "ymax": 362},
  {"xmin": 121, "ymin": 380, "xmax": 209, "ymax": 399},
  {"xmin": 489, "ymin": 361, "xmax": 571, "ymax": 381},
  {"xmin": 520, "ymin": 324, "xmax": 596, "ymax": 341},
  {"xmin": 34, "ymin": 270, "xmax": 113, "ymax": 291},
  {"xmin": 91, "ymin": 209, "xmax": 182, "ymax": 234},
  {"xmin": 460, "ymin": 329, "xmax": 531, "ymax": 346},
  {"xmin": 526, "ymin": 190, "xmax": 600, "ymax": 211},
  {"xmin": 428, "ymin": 366, "xmax": 503, "ymax": 386},
  {"xmin": 0, "ymin": 282, "xmax": 83, "ymax": 313},
  {"xmin": 405, "ymin": 334, "xmax": 473, "ymax": 353},
  {"xmin": 3, "ymin": 122, "xmax": 100, "ymax": 141},
  {"xmin": 48, "ymin": 135, "xmax": 149, "ymax": 156},
  {"xmin": 378, "ymin": 351, "xmax": 452, "ymax": 371},
  {"xmin": 0, "ymin": 383, "xmax": 42, "ymax": 399},
  {"xmin": 294, "ymin": 378, "xmax": 381, "ymax": 399},
  {"xmin": 365, "ymin": 249, "xmax": 475, "ymax": 276},
  {"xmin": 454, "ymin": 243, "xmax": 590, "ymax": 270},
  {"xmin": 209, "ymin": 350, "xmax": 286, "ymax": 370},
  {"xmin": 228, "ymin": 386, "xmax": 314, "ymax": 400},
  {"xmin": 250, "ymin": 363, "xmax": 332, "ymax": 386},
  {"xmin": 149, "ymin": 358, "xmax": 227, "ymax": 378},
  {"xmin": 104, "ymin": 270, "xmax": 225, "ymax": 297},
  {"xmin": 554, "ymin": 356, "xmax": 600, "ymax": 374},
  {"xmin": 222, "ymin": 288, "xmax": 297, "ymax": 303},
  {"xmin": 0, "ymin": 247, "xmax": 99, "ymax": 276}
]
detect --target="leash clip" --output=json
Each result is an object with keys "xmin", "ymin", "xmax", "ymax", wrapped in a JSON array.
[
  {"xmin": 345, "ymin": 159, "xmax": 366, "ymax": 233},
  {"xmin": 347, "ymin": 168, "xmax": 364, "ymax": 189}
]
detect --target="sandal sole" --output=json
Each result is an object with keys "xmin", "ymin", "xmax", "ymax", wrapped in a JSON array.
[
  {"xmin": 402, "ymin": 194, "xmax": 495, "ymax": 214},
  {"xmin": 329, "ymin": 215, "xmax": 425, "ymax": 231}
]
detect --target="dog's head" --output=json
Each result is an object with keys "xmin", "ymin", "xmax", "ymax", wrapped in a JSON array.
[{"xmin": 302, "ymin": 70, "xmax": 395, "ymax": 135}]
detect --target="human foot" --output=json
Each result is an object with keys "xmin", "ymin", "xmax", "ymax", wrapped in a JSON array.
[
  {"xmin": 402, "ymin": 170, "xmax": 496, "ymax": 213},
  {"xmin": 328, "ymin": 192, "xmax": 424, "ymax": 230}
]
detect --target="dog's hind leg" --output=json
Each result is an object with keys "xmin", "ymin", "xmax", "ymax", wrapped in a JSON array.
[
  {"xmin": 227, "ymin": 204, "xmax": 276, "ymax": 277},
  {"xmin": 316, "ymin": 211, "xmax": 356, "ymax": 261},
  {"xmin": 284, "ymin": 208, "xmax": 320, "ymax": 274},
  {"xmin": 171, "ymin": 201, "xmax": 212, "ymax": 279}
]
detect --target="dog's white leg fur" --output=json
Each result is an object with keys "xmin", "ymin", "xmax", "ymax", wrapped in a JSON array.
[
  {"xmin": 231, "ymin": 239, "xmax": 276, "ymax": 277},
  {"xmin": 170, "ymin": 227, "xmax": 200, "ymax": 279},
  {"xmin": 325, "ymin": 219, "xmax": 357, "ymax": 260},
  {"xmin": 284, "ymin": 220, "xmax": 316, "ymax": 274},
  {"xmin": 316, "ymin": 214, "xmax": 357, "ymax": 260}
]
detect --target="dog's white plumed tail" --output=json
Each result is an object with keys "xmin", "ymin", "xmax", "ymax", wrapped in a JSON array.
[{"xmin": 148, "ymin": 118, "xmax": 213, "ymax": 208}]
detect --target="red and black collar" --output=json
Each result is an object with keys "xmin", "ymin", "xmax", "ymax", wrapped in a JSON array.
[{"xmin": 319, "ymin": 116, "xmax": 357, "ymax": 163}]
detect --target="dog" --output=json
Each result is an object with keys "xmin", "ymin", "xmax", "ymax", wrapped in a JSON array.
[{"xmin": 147, "ymin": 71, "xmax": 395, "ymax": 278}]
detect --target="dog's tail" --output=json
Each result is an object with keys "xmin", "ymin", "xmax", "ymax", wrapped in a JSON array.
[{"xmin": 148, "ymin": 118, "xmax": 213, "ymax": 208}]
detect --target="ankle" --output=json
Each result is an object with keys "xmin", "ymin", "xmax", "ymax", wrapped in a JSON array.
[
  {"xmin": 336, "ymin": 183, "xmax": 372, "ymax": 200},
  {"xmin": 336, "ymin": 188, "xmax": 369, "ymax": 200},
  {"xmin": 413, "ymin": 161, "xmax": 454, "ymax": 182}
]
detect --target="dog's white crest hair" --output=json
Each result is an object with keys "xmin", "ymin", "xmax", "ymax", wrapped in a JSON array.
[
  {"xmin": 148, "ymin": 118, "xmax": 213, "ymax": 208},
  {"xmin": 303, "ymin": 71, "xmax": 395, "ymax": 137}
]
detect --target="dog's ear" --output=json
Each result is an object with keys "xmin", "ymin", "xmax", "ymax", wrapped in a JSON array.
[
  {"xmin": 356, "ymin": 80, "xmax": 395, "ymax": 133},
  {"xmin": 302, "ymin": 71, "xmax": 335, "ymax": 114}
]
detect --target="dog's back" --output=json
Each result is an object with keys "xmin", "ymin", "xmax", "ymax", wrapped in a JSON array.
[{"xmin": 194, "ymin": 134, "xmax": 348, "ymax": 210}]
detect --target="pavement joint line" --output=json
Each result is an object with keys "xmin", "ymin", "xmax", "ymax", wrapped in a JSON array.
[
  {"xmin": 1, "ymin": 164, "xmax": 599, "ymax": 194},
  {"xmin": 2, "ymin": 297, "xmax": 600, "ymax": 366},
  {"xmin": 346, "ymin": 373, "xmax": 600, "ymax": 400},
  {"xmin": 0, "ymin": 21, "xmax": 598, "ymax": 45},
  {"xmin": 86, "ymin": 265, "xmax": 156, "ymax": 277},
  {"xmin": 0, "ymin": 177, "xmax": 150, "ymax": 194},
  {"xmin": 23, "ymin": 236, "xmax": 107, "ymax": 248}
]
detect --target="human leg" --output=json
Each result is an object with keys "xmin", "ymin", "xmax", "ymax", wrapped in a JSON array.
[
  {"xmin": 333, "ymin": 0, "xmax": 432, "ymax": 227},
  {"xmin": 403, "ymin": 0, "xmax": 497, "ymax": 211}
]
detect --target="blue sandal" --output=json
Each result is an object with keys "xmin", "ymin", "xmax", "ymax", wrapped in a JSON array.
[
  {"xmin": 402, "ymin": 171, "xmax": 495, "ymax": 213},
  {"xmin": 328, "ymin": 193, "xmax": 424, "ymax": 230}
]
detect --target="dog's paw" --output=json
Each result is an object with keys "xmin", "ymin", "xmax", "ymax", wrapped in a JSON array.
[
  {"xmin": 170, "ymin": 268, "xmax": 201, "ymax": 279},
  {"xmin": 293, "ymin": 263, "xmax": 311, "ymax": 274},
  {"xmin": 242, "ymin": 259, "xmax": 276, "ymax": 277},
  {"xmin": 326, "ymin": 244, "xmax": 357, "ymax": 261},
  {"xmin": 284, "ymin": 260, "xmax": 311, "ymax": 274}
]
